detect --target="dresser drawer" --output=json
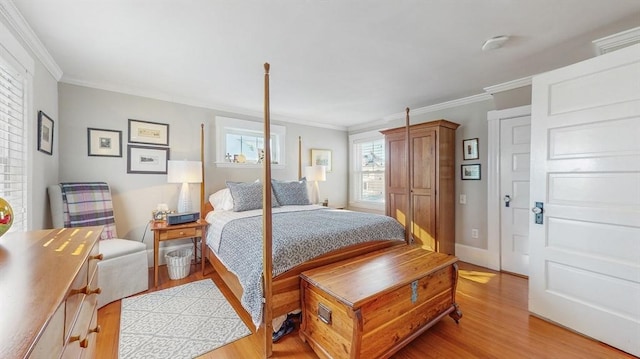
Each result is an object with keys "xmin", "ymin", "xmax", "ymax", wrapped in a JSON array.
[
  {"xmin": 160, "ymin": 227, "xmax": 200, "ymax": 240},
  {"xmin": 65, "ymin": 261, "xmax": 88, "ymax": 339},
  {"xmin": 30, "ymin": 303, "xmax": 65, "ymax": 358},
  {"xmin": 87, "ymin": 241, "xmax": 102, "ymax": 281},
  {"xmin": 64, "ymin": 273, "xmax": 99, "ymax": 359},
  {"xmin": 80, "ymin": 311, "xmax": 99, "ymax": 359}
]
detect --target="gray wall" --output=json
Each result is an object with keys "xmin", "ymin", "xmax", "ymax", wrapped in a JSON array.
[
  {"xmin": 58, "ymin": 83, "xmax": 347, "ymax": 250},
  {"xmin": 493, "ymin": 86, "xmax": 532, "ymax": 110},
  {"xmin": 31, "ymin": 57, "xmax": 59, "ymax": 229}
]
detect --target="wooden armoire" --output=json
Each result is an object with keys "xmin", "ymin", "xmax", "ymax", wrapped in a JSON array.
[{"xmin": 381, "ymin": 119, "xmax": 459, "ymax": 254}]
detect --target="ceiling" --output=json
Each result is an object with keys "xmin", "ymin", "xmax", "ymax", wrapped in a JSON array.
[{"xmin": 10, "ymin": 0, "xmax": 640, "ymax": 130}]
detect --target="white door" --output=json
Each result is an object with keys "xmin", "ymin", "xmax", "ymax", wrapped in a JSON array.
[
  {"xmin": 529, "ymin": 43, "xmax": 640, "ymax": 356},
  {"xmin": 500, "ymin": 115, "xmax": 531, "ymax": 276}
]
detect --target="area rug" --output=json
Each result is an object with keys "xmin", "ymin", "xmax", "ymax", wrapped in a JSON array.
[{"xmin": 119, "ymin": 279, "xmax": 251, "ymax": 359}]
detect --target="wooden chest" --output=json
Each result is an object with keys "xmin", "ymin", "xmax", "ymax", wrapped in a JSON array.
[{"xmin": 299, "ymin": 245, "xmax": 461, "ymax": 359}]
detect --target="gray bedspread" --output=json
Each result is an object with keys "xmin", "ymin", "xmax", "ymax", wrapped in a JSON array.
[{"xmin": 216, "ymin": 207, "xmax": 405, "ymax": 328}]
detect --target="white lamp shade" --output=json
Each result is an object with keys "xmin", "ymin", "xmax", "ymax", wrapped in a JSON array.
[
  {"xmin": 167, "ymin": 160, "xmax": 202, "ymax": 184},
  {"xmin": 304, "ymin": 165, "xmax": 326, "ymax": 182}
]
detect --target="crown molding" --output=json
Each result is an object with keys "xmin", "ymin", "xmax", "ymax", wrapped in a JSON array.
[
  {"xmin": 382, "ymin": 93, "xmax": 492, "ymax": 122},
  {"xmin": 349, "ymin": 93, "xmax": 492, "ymax": 132},
  {"xmin": 592, "ymin": 26, "xmax": 640, "ymax": 55},
  {"xmin": 61, "ymin": 76, "xmax": 348, "ymax": 131},
  {"xmin": 483, "ymin": 76, "xmax": 532, "ymax": 94},
  {"xmin": 0, "ymin": 0, "xmax": 62, "ymax": 80}
]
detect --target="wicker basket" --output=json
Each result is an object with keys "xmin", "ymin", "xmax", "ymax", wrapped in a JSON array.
[{"xmin": 165, "ymin": 248, "xmax": 192, "ymax": 280}]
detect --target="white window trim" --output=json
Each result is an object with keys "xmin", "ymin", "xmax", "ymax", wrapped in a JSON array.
[
  {"xmin": 215, "ymin": 116, "xmax": 286, "ymax": 169},
  {"xmin": 0, "ymin": 19, "xmax": 34, "ymax": 231},
  {"xmin": 348, "ymin": 130, "xmax": 385, "ymax": 211}
]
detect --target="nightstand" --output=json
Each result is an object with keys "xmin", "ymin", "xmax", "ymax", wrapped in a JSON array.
[{"xmin": 149, "ymin": 219, "xmax": 208, "ymax": 287}]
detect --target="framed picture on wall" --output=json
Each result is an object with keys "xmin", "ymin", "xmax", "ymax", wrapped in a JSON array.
[
  {"xmin": 128, "ymin": 119, "xmax": 169, "ymax": 146},
  {"xmin": 462, "ymin": 138, "xmax": 479, "ymax": 160},
  {"xmin": 37, "ymin": 111, "xmax": 54, "ymax": 155},
  {"xmin": 87, "ymin": 128, "xmax": 122, "ymax": 157},
  {"xmin": 127, "ymin": 145, "xmax": 170, "ymax": 174},
  {"xmin": 311, "ymin": 149, "xmax": 332, "ymax": 172},
  {"xmin": 461, "ymin": 164, "xmax": 481, "ymax": 180}
]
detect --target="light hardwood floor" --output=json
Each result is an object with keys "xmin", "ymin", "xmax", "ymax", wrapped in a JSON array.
[{"xmin": 97, "ymin": 261, "xmax": 634, "ymax": 358}]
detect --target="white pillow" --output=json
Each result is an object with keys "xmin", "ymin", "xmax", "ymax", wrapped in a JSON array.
[{"xmin": 209, "ymin": 188, "xmax": 234, "ymax": 211}]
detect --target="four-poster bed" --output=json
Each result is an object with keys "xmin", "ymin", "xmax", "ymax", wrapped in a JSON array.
[{"xmin": 199, "ymin": 64, "xmax": 460, "ymax": 358}]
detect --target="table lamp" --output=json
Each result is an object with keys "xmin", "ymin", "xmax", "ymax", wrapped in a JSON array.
[
  {"xmin": 167, "ymin": 160, "xmax": 203, "ymax": 213},
  {"xmin": 305, "ymin": 165, "xmax": 326, "ymax": 205}
]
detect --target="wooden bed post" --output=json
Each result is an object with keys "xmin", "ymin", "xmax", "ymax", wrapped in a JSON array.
[
  {"xmin": 405, "ymin": 107, "xmax": 413, "ymax": 245},
  {"xmin": 200, "ymin": 123, "xmax": 205, "ymax": 219},
  {"xmin": 262, "ymin": 62, "xmax": 274, "ymax": 358},
  {"xmin": 298, "ymin": 136, "xmax": 302, "ymax": 180}
]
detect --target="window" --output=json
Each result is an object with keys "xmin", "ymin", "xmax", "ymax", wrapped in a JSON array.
[
  {"xmin": 349, "ymin": 130, "xmax": 385, "ymax": 210},
  {"xmin": 0, "ymin": 56, "xmax": 26, "ymax": 232},
  {"xmin": 215, "ymin": 116, "xmax": 286, "ymax": 168}
]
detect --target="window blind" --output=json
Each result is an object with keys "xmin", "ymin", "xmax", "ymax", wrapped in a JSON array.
[
  {"xmin": 354, "ymin": 138, "xmax": 385, "ymax": 202},
  {"xmin": 0, "ymin": 57, "xmax": 25, "ymax": 232}
]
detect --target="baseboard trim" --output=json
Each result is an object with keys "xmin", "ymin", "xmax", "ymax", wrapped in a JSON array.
[{"xmin": 455, "ymin": 244, "xmax": 496, "ymax": 270}]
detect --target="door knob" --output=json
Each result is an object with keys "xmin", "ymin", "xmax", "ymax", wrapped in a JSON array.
[
  {"xmin": 504, "ymin": 195, "xmax": 511, "ymax": 207},
  {"xmin": 531, "ymin": 202, "xmax": 544, "ymax": 224}
]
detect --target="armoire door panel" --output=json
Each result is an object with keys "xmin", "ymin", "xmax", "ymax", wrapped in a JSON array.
[
  {"xmin": 411, "ymin": 131, "xmax": 435, "ymax": 191},
  {"xmin": 387, "ymin": 193, "xmax": 408, "ymax": 228},
  {"xmin": 387, "ymin": 138, "xmax": 407, "ymax": 189},
  {"xmin": 412, "ymin": 194, "xmax": 436, "ymax": 250}
]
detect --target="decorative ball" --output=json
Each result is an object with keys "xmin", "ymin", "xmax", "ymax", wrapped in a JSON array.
[{"xmin": 0, "ymin": 198, "xmax": 13, "ymax": 237}]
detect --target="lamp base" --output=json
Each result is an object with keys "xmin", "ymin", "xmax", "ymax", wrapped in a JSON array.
[
  {"xmin": 310, "ymin": 180, "xmax": 320, "ymax": 205},
  {"xmin": 177, "ymin": 182, "xmax": 192, "ymax": 213}
]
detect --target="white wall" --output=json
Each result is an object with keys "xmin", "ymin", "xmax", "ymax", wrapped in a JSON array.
[{"xmin": 58, "ymin": 83, "xmax": 348, "ymax": 252}]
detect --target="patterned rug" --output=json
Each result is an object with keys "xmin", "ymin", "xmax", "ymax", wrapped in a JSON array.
[{"xmin": 119, "ymin": 279, "xmax": 251, "ymax": 359}]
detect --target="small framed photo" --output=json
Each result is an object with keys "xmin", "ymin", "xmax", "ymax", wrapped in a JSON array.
[
  {"xmin": 128, "ymin": 119, "xmax": 169, "ymax": 146},
  {"xmin": 37, "ymin": 111, "xmax": 54, "ymax": 155},
  {"xmin": 311, "ymin": 149, "xmax": 332, "ymax": 172},
  {"xmin": 87, "ymin": 128, "xmax": 122, "ymax": 157},
  {"xmin": 461, "ymin": 164, "xmax": 481, "ymax": 180},
  {"xmin": 463, "ymin": 138, "xmax": 479, "ymax": 160},
  {"xmin": 127, "ymin": 145, "xmax": 170, "ymax": 174}
]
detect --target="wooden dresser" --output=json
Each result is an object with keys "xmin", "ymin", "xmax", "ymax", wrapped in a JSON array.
[
  {"xmin": 299, "ymin": 245, "xmax": 461, "ymax": 359},
  {"xmin": 381, "ymin": 120, "xmax": 459, "ymax": 254},
  {"xmin": 0, "ymin": 227, "xmax": 103, "ymax": 359}
]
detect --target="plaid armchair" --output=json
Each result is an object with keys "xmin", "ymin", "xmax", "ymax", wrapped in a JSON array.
[{"xmin": 48, "ymin": 182, "xmax": 149, "ymax": 307}]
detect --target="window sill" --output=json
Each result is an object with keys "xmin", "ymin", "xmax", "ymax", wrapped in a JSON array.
[{"xmin": 348, "ymin": 201, "xmax": 385, "ymax": 214}]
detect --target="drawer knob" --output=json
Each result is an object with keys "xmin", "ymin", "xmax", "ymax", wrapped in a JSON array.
[
  {"xmin": 179, "ymin": 231, "xmax": 185, "ymax": 235},
  {"xmin": 90, "ymin": 253, "xmax": 104, "ymax": 261},
  {"xmin": 69, "ymin": 335, "xmax": 88, "ymax": 347},
  {"xmin": 69, "ymin": 335, "xmax": 80, "ymax": 343},
  {"xmin": 86, "ymin": 286, "xmax": 102, "ymax": 295},
  {"xmin": 71, "ymin": 286, "xmax": 102, "ymax": 296},
  {"xmin": 89, "ymin": 325, "xmax": 101, "ymax": 334}
]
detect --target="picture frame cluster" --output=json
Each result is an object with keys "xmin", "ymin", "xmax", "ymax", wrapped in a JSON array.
[
  {"xmin": 126, "ymin": 119, "xmax": 170, "ymax": 174},
  {"xmin": 85, "ymin": 118, "xmax": 170, "ymax": 174},
  {"xmin": 461, "ymin": 138, "xmax": 480, "ymax": 180}
]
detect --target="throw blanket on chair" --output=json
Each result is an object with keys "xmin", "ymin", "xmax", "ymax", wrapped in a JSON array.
[{"xmin": 60, "ymin": 182, "xmax": 117, "ymax": 240}]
